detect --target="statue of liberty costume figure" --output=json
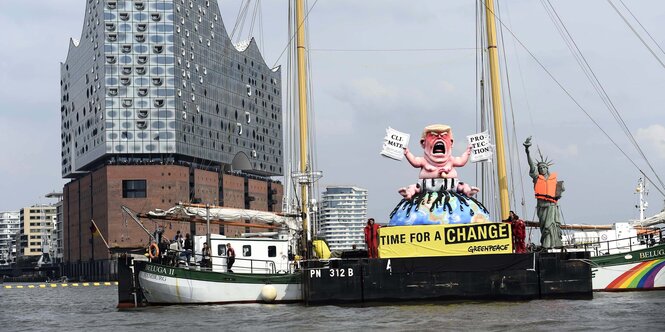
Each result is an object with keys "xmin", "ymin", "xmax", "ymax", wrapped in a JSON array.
[{"xmin": 524, "ymin": 137, "xmax": 564, "ymax": 249}]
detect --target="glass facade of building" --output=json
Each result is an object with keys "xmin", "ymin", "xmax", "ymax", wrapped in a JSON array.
[{"xmin": 61, "ymin": 0, "xmax": 283, "ymax": 178}]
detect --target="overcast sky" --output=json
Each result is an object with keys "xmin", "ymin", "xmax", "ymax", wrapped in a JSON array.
[{"xmin": 1, "ymin": 1, "xmax": 664, "ymax": 228}]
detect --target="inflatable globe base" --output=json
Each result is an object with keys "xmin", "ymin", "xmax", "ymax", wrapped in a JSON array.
[{"xmin": 389, "ymin": 190, "xmax": 490, "ymax": 226}]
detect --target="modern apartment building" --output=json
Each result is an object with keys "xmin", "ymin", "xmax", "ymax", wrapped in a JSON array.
[
  {"xmin": 0, "ymin": 211, "xmax": 20, "ymax": 265},
  {"xmin": 318, "ymin": 186, "xmax": 368, "ymax": 251},
  {"xmin": 18, "ymin": 205, "xmax": 57, "ymax": 259},
  {"xmin": 60, "ymin": 0, "xmax": 283, "ymax": 280},
  {"xmin": 46, "ymin": 192, "xmax": 65, "ymax": 264}
]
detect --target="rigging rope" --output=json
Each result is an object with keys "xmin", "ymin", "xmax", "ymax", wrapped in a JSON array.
[
  {"xmin": 608, "ymin": 0, "xmax": 665, "ymax": 71},
  {"xmin": 478, "ymin": 0, "xmax": 665, "ymax": 197},
  {"xmin": 542, "ymin": 0, "xmax": 665, "ymax": 195},
  {"xmin": 272, "ymin": 0, "xmax": 320, "ymax": 69}
]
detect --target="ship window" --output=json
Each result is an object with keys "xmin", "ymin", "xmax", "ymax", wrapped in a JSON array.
[
  {"xmin": 242, "ymin": 245, "xmax": 251, "ymax": 257},
  {"xmin": 122, "ymin": 180, "xmax": 147, "ymax": 198},
  {"xmin": 268, "ymin": 246, "xmax": 276, "ymax": 257},
  {"xmin": 217, "ymin": 245, "xmax": 226, "ymax": 256}
]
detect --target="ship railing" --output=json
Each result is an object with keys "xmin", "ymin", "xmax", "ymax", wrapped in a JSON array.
[
  {"xmin": 156, "ymin": 248, "xmax": 281, "ymax": 274},
  {"xmin": 565, "ymin": 227, "xmax": 664, "ymax": 256}
]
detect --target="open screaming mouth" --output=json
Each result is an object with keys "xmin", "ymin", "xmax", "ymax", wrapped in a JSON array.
[{"xmin": 433, "ymin": 142, "xmax": 446, "ymax": 154}]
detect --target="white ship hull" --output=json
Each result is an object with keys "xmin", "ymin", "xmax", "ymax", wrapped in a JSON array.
[{"xmin": 138, "ymin": 264, "xmax": 302, "ymax": 304}]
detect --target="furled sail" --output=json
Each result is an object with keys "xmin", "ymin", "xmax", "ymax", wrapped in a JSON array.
[{"xmin": 147, "ymin": 204, "xmax": 301, "ymax": 231}]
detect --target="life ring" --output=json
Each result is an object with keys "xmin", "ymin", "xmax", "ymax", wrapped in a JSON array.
[{"xmin": 149, "ymin": 243, "xmax": 160, "ymax": 259}]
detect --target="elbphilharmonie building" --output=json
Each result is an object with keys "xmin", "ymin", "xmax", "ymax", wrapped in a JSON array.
[{"xmin": 60, "ymin": 0, "xmax": 283, "ymax": 280}]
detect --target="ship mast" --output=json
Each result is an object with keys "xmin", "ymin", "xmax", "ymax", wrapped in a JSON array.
[
  {"xmin": 636, "ymin": 177, "xmax": 648, "ymax": 221},
  {"xmin": 484, "ymin": 0, "xmax": 510, "ymax": 220},
  {"xmin": 295, "ymin": 0, "xmax": 311, "ymax": 255}
]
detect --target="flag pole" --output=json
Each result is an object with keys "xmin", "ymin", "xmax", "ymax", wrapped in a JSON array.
[{"xmin": 91, "ymin": 219, "xmax": 110, "ymax": 250}]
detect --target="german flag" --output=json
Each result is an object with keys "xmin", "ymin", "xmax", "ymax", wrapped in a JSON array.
[{"xmin": 90, "ymin": 221, "xmax": 100, "ymax": 237}]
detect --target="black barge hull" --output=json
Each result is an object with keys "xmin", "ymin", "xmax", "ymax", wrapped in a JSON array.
[{"xmin": 303, "ymin": 252, "xmax": 591, "ymax": 304}]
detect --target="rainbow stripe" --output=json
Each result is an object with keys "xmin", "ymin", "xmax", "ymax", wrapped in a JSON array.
[{"xmin": 605, "ymin": 259, "xmax": 665, "ymax": 289}]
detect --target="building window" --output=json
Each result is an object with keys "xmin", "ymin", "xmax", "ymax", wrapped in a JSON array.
[{"xmin": 122, "ymin": 180, "xmax": 147, "ymax": 198}]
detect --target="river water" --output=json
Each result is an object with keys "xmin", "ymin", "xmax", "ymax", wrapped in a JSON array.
[{"xmin": 1, "ymin": 283, "xmax": 664, "ymax": 331}]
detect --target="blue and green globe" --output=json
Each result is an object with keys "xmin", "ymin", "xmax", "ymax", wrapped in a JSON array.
[{"xmin": 389, "ymin": 191, "xmax": 490, "ymax": 225}]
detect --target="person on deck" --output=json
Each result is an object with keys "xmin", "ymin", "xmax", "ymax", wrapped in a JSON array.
[
  {"xmin": 201, "ymin": 242, "xmax": 211, "ymax": 268},
  {"xmin": 226, "ymin": 243, "xmax": 236, "ymax": 272},
  {"xmin": 183, "ymin": 233, "xmax": 193, "ymax": 264},
  {"xmin": 504, "ymin": 211, "xmax": 527, "ymax": 253},
  {"xmin": 364, "ymin": 218, "xmax": 381, "ymax": 258}
]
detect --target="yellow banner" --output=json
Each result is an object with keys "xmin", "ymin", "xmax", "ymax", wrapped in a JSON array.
[{"xmin": 378, "ymin": 223, "xmax": 513, "ymax": 258}]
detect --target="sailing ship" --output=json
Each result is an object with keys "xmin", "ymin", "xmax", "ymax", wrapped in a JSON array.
[
  {"xmin": 117, "ymin": 204, "xmax": 302, "ymax": 306},
  {"xmin": 561, "ymin": 178, "xmax": 665, "ymax": 291}
]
